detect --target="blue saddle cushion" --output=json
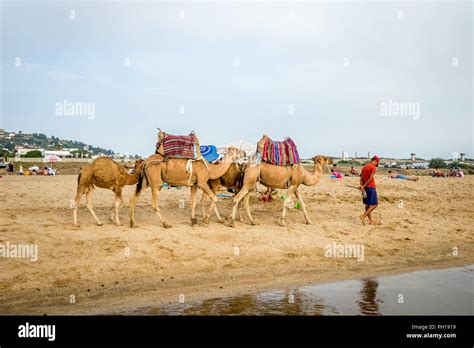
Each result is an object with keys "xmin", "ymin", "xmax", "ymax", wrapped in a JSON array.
[{"xmin": 200, "ymin": 145, "xmax": 219, "ymax": 163}]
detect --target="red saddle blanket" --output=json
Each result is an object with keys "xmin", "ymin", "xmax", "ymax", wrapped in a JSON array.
[
  {"xmin": 257, "ymin": 136, "xmax": 301, "ymax": 166},
  {"xmin": 156, "ymin": 132, "xmax": 200, "ymax": 159}
]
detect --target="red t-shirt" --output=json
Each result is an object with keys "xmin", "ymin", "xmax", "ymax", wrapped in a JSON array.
[{"xmin": 361, "ymin": 163, "xmax": 377, "ymax": 188}]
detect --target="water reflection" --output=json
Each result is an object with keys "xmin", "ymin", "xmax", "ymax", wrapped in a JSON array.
[
  {"xmin": 132, "ymin": 266, "xmax": 473, "ymax": 316},
  {"xmin": 148, "ymin": 290, "xmax": 328, "ymax": 315},
  {"xmin": 357, "ymin": 279, "xmax": 381, "ymax": 315}
]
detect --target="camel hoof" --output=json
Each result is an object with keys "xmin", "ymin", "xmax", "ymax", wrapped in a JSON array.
[
  {"xmin": 229, "ymin": 221, "xmax": 235, "ymax": 228},
  {"xmin": 203, "ymin": 217, "xmax": 210, "ymax": 225},
  {"xmin": 97, "ymin": 222, "xmax": 103, "ymax": 226},
  {"xmin": 191, "ymin": 218, "xmax": 198, "ymax": 226},
  {"xmin": 217, "ymin": 219, "xmax": 224, "ymax": 224},
  {"xmin": 306, "ymin": 220, "xmax": 314, "ymax": 225},
  {"xmin": 115, "ymin": 222, "xmax": 123, "ymax": 227},
  {"xmin": 250, "ymin": 221, "xmax": 258, "ymax": 226},
  {"xmin": 163, "ymin": 223, "xmax": 172, "ymax": 229},
  {"xmin": 109, "ymin": 216, "xmax": 115, "ymax": 222},
  {"xmin": 279, "ymin": 220, "xmax": 286, "ymax": 227}
]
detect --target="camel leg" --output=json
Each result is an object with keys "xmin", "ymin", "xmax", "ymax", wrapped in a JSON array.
[
  {"xmin": 237, "ymin": 200, "xmax": 244, "ymax": 222},
  {"xmin": 295, "ymin": 189, "xmax": 313, "ymax": 225},
  {"xmin": 203, "ymin": 184, "xmax": 224, "ymax": 223},
  {"xmin": 197, "ymin": 182, "xmax": 218, "ymax": 225},
  {"xmin": 210, "ymin": 186, "xmax": 224, "ymax": 223},
  {"xmin": 151, "ymin": 185, "xmax": 171, "ymax": 228},
  {"xmin": 190, "ymin": 185, "xmax": 198, "ymax": 226},
  {"xmin": 109, "ymin": 190, "xmax": 124, "ymax": 224},
  {"xmin": 231, "ymin": 166, "xmax": 259, "ymax": 227},
  {"xmin": 72, "ymin": 189, "xmax": 85, "ymax": 226},
  {"xmin": 113, "ymin": 192, "xmax": 123, "ymax": 226},
  {"xmin": 243, "ymin": 192, "xmax": 256, "ymax": 225},
  {"xmin": 201, "ymin": 190, "xmax": 208, "ymax": 219},
  {"xmin": 231, "ymin": 187, "xmax": 250, "ymax": 227},
  {"xmin": 280, "ymin": 185, "xmax": 297, "ymax": 226},
  {"xmin": 150, "ymin": 185, "xmax": 163, "ymax": 211},
  {"xmin": 86, "ymin": 191, "xmax": 103, "ymax": 226},
  {"xmin": 226, "ymin": 200, "xmax": 243, "ymax": 222}
]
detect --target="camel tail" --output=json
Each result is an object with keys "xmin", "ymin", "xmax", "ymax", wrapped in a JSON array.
[
  {"xmin": 77, "ymin": 170, "xmax": 82, "ymax": 188},
  {"xmin": 136, "ymin": 167, "xmax": 148, "ymax": 194}
]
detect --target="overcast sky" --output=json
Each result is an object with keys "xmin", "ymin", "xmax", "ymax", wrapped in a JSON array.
[{"xmin": 1, "ymin": 0, "xmax": 472, "ymax": 159}]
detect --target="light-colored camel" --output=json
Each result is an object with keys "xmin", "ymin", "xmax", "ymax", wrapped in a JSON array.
[
  {"xmin": 72, "ymin": 157, "xmax": 144, "ymax": 226},
  {"xmin": 129, "ymin": 148, "xmax": 240, "ymax": 228},
  {"xmin": 230, "ymin": 155, "xmax": 333, "ymax": 227}
]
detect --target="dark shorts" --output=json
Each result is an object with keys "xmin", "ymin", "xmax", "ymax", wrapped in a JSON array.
[{"xmin": 363, "ymin": 187, "xmax": 378, "ymax": 206}]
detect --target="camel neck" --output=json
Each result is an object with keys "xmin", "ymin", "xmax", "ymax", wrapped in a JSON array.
[
  {"xmin": 208, "ymin": 158, "xmax": 233, "ymax": 180},
  {"xmin": 303, "ymin": 162, "xmax": 324, "ymax": 186}
]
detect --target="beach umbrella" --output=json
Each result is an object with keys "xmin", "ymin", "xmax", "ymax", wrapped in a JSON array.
[{"xmin": 43, "ymin": 154, "xmax": 61, "ymax": 168}]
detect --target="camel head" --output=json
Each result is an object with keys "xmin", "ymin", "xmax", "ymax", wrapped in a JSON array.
[
  {"xmin": 313, "ymin": 155, "xmax": 333, "ymax": 166},
  {"xmin": 133, "ymin": 159, "xmax": 145, "ymax": 175}
]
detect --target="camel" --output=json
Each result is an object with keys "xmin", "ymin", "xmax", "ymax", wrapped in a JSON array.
[
  {"xmin": 198, "ymin": 150, "xmax": 247, "ymax": 223},
  {"xmin": 129, "ymin": 147, "xmax": 240, "ymax": 228},
  {"xmin": 72, "ymin": 157, "xmax": 144, "ymax": 226},
  {"xmin": 230, "ymin": 155, "xmax": 333, "ymax": 227}
]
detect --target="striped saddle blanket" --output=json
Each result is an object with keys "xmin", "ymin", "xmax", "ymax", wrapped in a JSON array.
[
  {"xmin": 156, "ymin": 132, "xmax": 200, "ymax": 159},
  {"xmin": 258, "ymin": 136, "xmax": 301, "ymax": 166}
]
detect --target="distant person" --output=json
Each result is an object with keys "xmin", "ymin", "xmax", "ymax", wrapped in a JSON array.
[
  {"xmin": 388, "ymin": 170, "xmax": 418, "ymax": 181},
  {"xmin": 331, "ymin": 168, "xmax": 343, "ymax": 179},
  {"xmin": 7, "ymin": 162, "xmax": 14, "ymax": 175},
  {"xmin": 449, "ymin": 168, "xmax": 464, "ymax": 178},
  {"xmin": 432, "ymin": 168, "xmax": 447, "ymax": 177},
  {"xmin": 359, "ymin": 156, "xmax": 380, "ymax": 225},
  {"xmin": 349, "ymin": 166, "xmax": 359, "ymax": 176}
]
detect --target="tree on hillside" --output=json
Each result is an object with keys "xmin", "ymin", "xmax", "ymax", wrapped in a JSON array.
[
  {"xmin": 0, "ymin": 149, "xmax": 13, "ymax": 158},
  {"xmin": 429, "ymin": 158, "xmax": 447, "ymax": 168},
  {"xmin": 22, "ymin": 150, "xmax": 42, "ymax": 158}
]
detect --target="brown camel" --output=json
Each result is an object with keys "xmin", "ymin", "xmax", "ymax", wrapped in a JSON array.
[
  {"xmin": 72, "ymin": 157, "xmax": 144, "ymax": 226},
  {"xmin": 197, "ymin": 148, "xmax": 247, "ymax": 223},
  {"xmin": 230, "ymin": 155, "xmax": 333, "ymax": 227},
  {"xmin": 130, "ymin": 148, "xmax": 240, "ymax": 228}
]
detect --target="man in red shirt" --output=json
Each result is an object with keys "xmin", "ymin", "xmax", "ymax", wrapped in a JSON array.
[{"xmin": 359, "ymin": 156, "xmax": 380, "ymax": 225}]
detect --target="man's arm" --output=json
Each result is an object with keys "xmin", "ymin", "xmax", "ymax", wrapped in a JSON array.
[{"xmin": 360, "ymin": 170, "xmax": 375, "ymax": 189}]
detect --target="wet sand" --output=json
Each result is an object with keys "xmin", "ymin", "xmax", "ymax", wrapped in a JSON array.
[{"xmin": 0, "ymin": 174, "xmax": 473, "ymax": 314}]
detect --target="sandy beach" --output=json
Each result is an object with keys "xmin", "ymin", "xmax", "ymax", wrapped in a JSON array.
[{"xmin": 0, "ymin": 174, "xmax": 472, "ymax": 315}]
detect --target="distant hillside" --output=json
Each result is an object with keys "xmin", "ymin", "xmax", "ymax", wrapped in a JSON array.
[{"xmin": 0, "ymin": 129, "xmax": 116, "ymax": 158}]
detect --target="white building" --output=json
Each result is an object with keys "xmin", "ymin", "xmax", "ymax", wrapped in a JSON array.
[
  {"xmin": 408, "ymin": 162, "xmax": 429, "ymax": 169},
  {"xmin": 15, "ymin": 146, "xmax": 44, "ymax": 156},
  {"xmin": 43, "ymin": 150, "xmax": 74, "ymax": 158}
]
